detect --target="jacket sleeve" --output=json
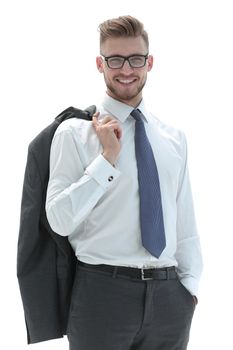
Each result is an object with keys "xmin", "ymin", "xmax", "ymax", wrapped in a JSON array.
[{"xmin": 17, "ymin": 148, "xmax": 64, "ymax": 344}]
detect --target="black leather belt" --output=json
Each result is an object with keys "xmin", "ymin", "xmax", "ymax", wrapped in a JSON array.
[{"xmin": 78, "ymin": 261, "xmax": 177, "ymax": 281}]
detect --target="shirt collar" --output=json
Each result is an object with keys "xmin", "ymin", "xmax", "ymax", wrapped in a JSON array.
[{"xmin": 101, "ymin": 94, "xmax": 148, "ymax": 123}]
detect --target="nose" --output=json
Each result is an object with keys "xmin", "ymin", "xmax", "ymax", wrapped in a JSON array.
[{"xmin": 119, "ymin": 59, "xmax": 134, "ymax": 74}]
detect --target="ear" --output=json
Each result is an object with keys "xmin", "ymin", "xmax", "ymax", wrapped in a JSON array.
[
  {"xmin": 96, "ymin": 56, "xmax": 104, "ymax": 73},
  {"xmin": 147, "ymin": 55, "xmax": 153, "ymax": 72}
]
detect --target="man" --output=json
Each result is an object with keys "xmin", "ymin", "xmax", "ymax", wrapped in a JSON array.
[{"xmin": 46, "ymin": 15, "xmax": 203, "ymax": 350}]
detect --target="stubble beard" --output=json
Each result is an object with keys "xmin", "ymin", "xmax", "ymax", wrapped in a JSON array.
[{"xmin": 104, "ymin": 75, "xmax": 147, "ymax": 103}]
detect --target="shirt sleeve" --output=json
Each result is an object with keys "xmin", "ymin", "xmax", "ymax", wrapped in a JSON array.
[
  {"xmin": 45, "ymin": 128, "xmax": 121, "ymax": 236},
  {"xmin": 175, "ymin": 132, "xmax": 203, "ymax": 297}
]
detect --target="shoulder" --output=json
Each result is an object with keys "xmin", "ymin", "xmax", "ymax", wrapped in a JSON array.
[
  {"xmin": 148, "ymin": 112, "xmax": 187, "ymax": 146},
  {"xmin": 147, "ymin": 112, "xmax": 188, "ymax": 159},
  {"xmin": 52, "ymin": 117, "xmax": 94, "ymax": 146},
  {"xmin": 55, "ymin": 117, "xmax": 92, "ymax": 136}
]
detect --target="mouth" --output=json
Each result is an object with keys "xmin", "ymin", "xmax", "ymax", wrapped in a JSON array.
[{"xmin": 116, "ymin": 78, "xmax": 137, "ymax": 85}]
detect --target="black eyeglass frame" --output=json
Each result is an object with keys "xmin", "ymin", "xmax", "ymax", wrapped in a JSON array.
[{"xmin": 101, "ymin": 53, "xmax": 149, "ymax": 69}]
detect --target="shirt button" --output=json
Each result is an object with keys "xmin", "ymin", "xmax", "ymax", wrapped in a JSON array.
[{"xmin": 108, "ymin": 175, "xmax": 114, "ymax": 182}]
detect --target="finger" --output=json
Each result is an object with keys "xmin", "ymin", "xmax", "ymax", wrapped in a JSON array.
[
  {"xmin": 93, "ymin": 111, "xmax": 100, "ymax": 117},
  {"xmin": 92, "ymin": 112, "xmax": 100, "ymax": 127},
  {"xmin": 114, "ymin": 126, "xmax": 122, "ymax": 140},
  {"xmin": 104, "ymin": 120, "xmax": 121, "ymax": 128},
  {"xmin": 92, "ymin": 111, "xmax": 100, "ymax": 121},
  {"xmin": 116, "ymin": 127, "xmax": 122, "ymax": 139},
  {"xmin": 108, "ymin": 125, "xmax": 122, "ymax": 139},
  {"xmin": 109, "ymin": 122, "xmax": 122, "ymax": 136},
  {"xmin": 101, "ymin": 115, "xmax": 115, "ymax": 124},
  {"xmin": 104, "ymin": 120, "xmax": 122, "ymax": 131}
]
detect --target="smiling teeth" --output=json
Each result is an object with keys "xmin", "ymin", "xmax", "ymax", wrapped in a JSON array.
[{"xmin": 118, "ymin": 79, "xmax": 135, "ymax": 84}]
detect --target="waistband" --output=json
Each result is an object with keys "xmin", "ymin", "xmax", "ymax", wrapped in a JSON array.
[{"xmin": 77, "ymin": 260, "xmax": 177, "ymax": 281}]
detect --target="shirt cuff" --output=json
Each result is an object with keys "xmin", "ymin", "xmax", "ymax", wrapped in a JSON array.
[
  {"xmin": 179, "ymin": 276, "xmax": 200, "ymax": 297},
  {"xmin": 85, "ymin": 154, "xmax": 121, "ymax": 190}
]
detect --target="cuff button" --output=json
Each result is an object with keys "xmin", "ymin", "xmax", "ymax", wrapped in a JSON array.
[{"xmin": 108, "ymin": 175, "xmax": 114, "ymax": 182}]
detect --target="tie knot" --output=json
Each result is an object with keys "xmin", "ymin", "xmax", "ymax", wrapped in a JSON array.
[{"xmin": 131, "ymin": 109, "xmax": 143, "ymax": 122}]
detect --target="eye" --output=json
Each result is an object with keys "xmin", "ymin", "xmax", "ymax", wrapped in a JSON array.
[
  {"xmin": 108, "ymin": 57, "xmax": 124, "ymax": 68},
  {"xmin": 129, "ymin": 56, "xmax": 145, "ymax": 66}
]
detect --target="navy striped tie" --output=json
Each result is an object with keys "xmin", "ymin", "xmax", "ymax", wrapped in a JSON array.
[{"xmin": 131, "ymin": 109, "xmax": 166, "ymax": 258}]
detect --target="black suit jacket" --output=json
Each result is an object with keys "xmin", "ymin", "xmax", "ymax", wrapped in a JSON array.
[{"xmin": 17, "ymin": 106, "xmax": 96, "ymax": 344}]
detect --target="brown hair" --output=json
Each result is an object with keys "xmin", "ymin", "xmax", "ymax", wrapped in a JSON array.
[{"xmin": 98, "ymin": 15, "xmax": 149, "ymax": 50}]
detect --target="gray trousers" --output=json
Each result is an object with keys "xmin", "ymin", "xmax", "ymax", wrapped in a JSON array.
[{"xmin": 67, "ymin": 264, "xmax": 196, "ymax": 350}]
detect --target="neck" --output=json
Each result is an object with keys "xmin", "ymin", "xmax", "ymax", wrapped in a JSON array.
[{"xmin": 106, "ymin": 91, "xmax": 143, "ymax": 108}]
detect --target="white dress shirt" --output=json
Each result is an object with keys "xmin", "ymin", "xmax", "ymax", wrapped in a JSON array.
[{"xmin": 46, "ymin": 94, "xmax": 203, "ymax": 296}]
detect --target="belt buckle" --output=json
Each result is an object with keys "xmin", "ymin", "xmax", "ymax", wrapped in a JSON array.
[{"xmin": 141, "ymin": 268, "xmax": 153, "ymax": 281}]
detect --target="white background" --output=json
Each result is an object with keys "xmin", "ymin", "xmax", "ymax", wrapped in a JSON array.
[{"xmin": 1, "ymin": 0, "xmax": 233, "ymax": 349}]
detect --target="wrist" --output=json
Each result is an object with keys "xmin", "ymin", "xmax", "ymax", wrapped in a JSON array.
[{"xmin": 102, "ymin": 152, "xmax": 117, "ymax": 166}]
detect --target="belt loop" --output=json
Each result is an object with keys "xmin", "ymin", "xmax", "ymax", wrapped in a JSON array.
[
  {"xmin": 166, "ymin": 267, "xmax": 170, "ymax": 280},
  {"xmin": 112, "ymin": 266, "xmax": 118, "ymax": 279}
]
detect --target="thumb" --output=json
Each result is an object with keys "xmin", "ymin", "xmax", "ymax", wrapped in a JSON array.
[{"xmin": 92, "ymin": 111, "xmax": 100, "ymax": 128}]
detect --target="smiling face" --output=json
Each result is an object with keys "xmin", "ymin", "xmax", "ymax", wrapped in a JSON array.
[{"xmin": 96, "ymin": 36, "xmax": 153, "ymax": 107}]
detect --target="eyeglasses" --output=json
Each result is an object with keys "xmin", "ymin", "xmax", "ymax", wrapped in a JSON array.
[{"xmin": 101, "ymin": 54, "xmax": 149, "ymax": 69}]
